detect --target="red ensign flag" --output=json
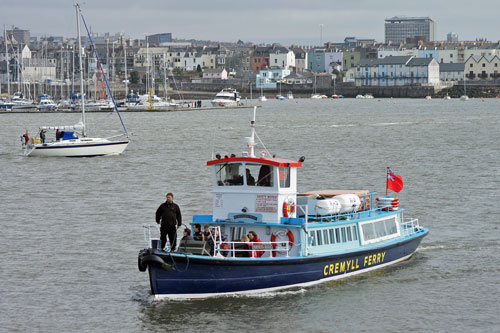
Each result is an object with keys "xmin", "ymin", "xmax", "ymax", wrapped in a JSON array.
[{"xmin": 387, "ymin": 169, "xmax": 404, "ymax": 193}]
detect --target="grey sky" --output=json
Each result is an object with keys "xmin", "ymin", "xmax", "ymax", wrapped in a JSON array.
[{"xmin": 1, "ymin": 0, "xmax": 498, "ymax": 45}]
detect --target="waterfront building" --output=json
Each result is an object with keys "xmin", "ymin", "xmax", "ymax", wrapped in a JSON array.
[
  {"xmin": 269, "ymin": 46, "xmax": 295, "ymax": 70},
  {"xmin": 439, "ymin": 63, "xmax": 464, "ymax": 82},
  {"xmin": 342, "ymin": 49, "xmax": 361, "ymax": 71},
  {"xmin": 355, "ymin": 55, "xmax": 440, "ymax": 86},
  {"xmin": 465, "ymin": 55, "xmax": 500, "ymax": 80},
  {"xmin": 308, "ymin": 43, "xmax": 343, "ymax": 73},
  {"xmin": 251, "ymin": 45, "xmax": 271, "ymax": 73},
  {"xmin": 203, "ymin": 68, "xmax": 228, "ymax": 80},
  {"xmin": 183, "ymin": 47, "xmax": 203, "ymax": 71},
  {"xmin": 290, "ymin": 46, "xmax": 308, "ymax": 72},
  {"xmin": 384, "ymin": 17, "xmax": 436, "ymax": 44},
  {"xmin": 200, "ymin": 44, "xmax": 229, "ymax": 69},
  {"xmin": 225, "ymin": 46, "xmax": 253, "ymax": 77},
  {"xmin": 256, "ymin": 67, "xmax": 291, "ymax": 89}
]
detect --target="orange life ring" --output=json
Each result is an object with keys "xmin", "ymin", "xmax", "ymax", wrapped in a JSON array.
[
  {"xmin": 283, "ymin": 200, "xmax": 295, "ymax": 217},
  {"xmin": 270, "ymin": 230, "xmax": 295, "ymax": 257}
]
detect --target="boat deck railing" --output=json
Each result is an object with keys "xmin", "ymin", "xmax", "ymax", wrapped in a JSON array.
[
  {"xmin": 296, "ymin": 191, "xmax": 396, "ymax": 224},
  {"xmin": 143, "ymin": 224, "xmax": 294, "ymax": 258},
  {"xmin": 400, "ymin": 217, "xmax": 422, "ymax": 237}
]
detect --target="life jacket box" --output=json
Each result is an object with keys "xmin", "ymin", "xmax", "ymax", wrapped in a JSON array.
[
  {"xmin": 281, "ymin": 217, "xmax": 305, "ymax": 225},
  {"xmin": 150, "ymin": 238, "xmax": 161, "ymax": 249}
]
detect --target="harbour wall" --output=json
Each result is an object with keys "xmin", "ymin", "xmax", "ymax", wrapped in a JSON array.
[{"xmin": 3, "ymin": 82, "xmax": 500, "ymax": 100}]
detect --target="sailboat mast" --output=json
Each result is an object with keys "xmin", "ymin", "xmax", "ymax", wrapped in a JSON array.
[
  {"xmin": 5, "ymin": 26, "xmax": 10, "ymax": 96},
  {"xmin": 124, "ymin": 41, "xmax": 128, "ymax": 97},
  {"xmin": 76, "ymin": 3, "xmax": 86, "ymax": 137}
]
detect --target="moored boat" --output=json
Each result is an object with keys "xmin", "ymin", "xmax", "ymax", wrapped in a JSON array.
[
  {"xmin": 211, "ymin": 88, "xmax": 241, "ymax": 107},
  {"xmin": 138, "ymin": 107, "xmax": 429, "ymax": 300}
]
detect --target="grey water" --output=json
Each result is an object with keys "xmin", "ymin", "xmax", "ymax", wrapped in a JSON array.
[{"xmin": 1, "ymin": 98, "xmax": 499, "ymax": 332}]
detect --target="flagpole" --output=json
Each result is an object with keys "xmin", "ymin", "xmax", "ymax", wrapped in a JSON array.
[{"xmin": 386, "ymin": 167, "xmax": 389, "ymax": 196}]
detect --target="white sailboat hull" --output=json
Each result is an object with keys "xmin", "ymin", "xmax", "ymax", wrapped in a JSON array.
[{"xmin": 25, "ymin": 138, "xmax": 129, "ymax": 157}]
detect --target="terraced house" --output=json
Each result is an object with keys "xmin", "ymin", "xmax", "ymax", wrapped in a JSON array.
[
  {"xmin": 465, "ymin": 55, "xmax": 500, "ymax": 80},
  {"xmin": 355, "ymin": 55, "xmax": 440, "ymax": 86}
]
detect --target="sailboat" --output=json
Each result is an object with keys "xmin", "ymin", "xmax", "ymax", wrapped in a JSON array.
[
  {"xmin": 460, "ymin": 70, "xmax": 469, "ymax": 101},
  {"xmin": 22, "ymin": 4, "xmax": 129, "ymax": 157},
  {"xmin": 258, "ymin": 77, "xmax": 266, "ymax": 102}
]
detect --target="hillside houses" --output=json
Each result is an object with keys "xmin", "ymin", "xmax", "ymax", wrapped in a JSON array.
[{"xmin": 3, "ymin": 32, "xmax": 500, "ymax": 95}]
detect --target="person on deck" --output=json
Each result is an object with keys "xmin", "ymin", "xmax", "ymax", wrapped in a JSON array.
[
  {"xmin": 246, "ymin": 169, "xmax": 255, "ymax": 186},
  {"xmin": 203, "ymin": 225, "xmax": 211, "ymax": 240},
  {"xmin": 155, "ymin": 192, "xmax": 182, "ymax": 251},
  {"xmin": 193, "ymin": 224, "xmax": 203, "ymax": 241},
  {"xmin": 181, "ymin": 228, "xmax": 193, "ymax": 241},
  {"xmin": 248, "ymin": 231, "xmax": 264, "ymax": 257},
  {"xmin": 40, "ymin": 129, "xmax": 46, "ymax": 143}
]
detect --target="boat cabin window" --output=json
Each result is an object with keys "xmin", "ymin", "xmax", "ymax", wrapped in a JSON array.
[
  {"xmin": 217, "ymin": 163, "xmax": 243, "ymax": 186},
  {"xmin": 256, "ymin": 164, "xmax": 273, "ymax": 187},
  {"xmin": 360, "ymin": 217, "xmax": 399, "ymax": 244},
  {"xmin": 279, "ymin": 167, "xmax": 290, "ymax": 188},
  {"xmin": 245, "ymin": 164, "xmax": 261, "ymax": 186}
]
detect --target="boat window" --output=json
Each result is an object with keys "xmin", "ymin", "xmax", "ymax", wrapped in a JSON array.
[
  {"xmin": 323, "ymin": 229, "xmax": 329, "ymax": 245},
  {"xmin": 316, "ymin": 230, "xmax": 323, "ymax": 246},
  {"xmin": 245, "ymin": 164, "xmax": 261, "ymax": 186},
  {"xmin": 347, "ymin": 226, "xmax": 353, "ymax": 241},
  {"xmin": 256, "ymin": 165, "xmax": 273, "ymax": 187},
  {"xmin": 310, "ymin": 231, "xmax": 316, "ymax": 246},
  {"xmin": 279, "ymin": 167, "xmax": 290, "ymax": 188},
  {"xmin": 352, "ymin": 225, "xmax": 358, "ymax": 241},
  {"xmin": 216, "ymin": 163, "xmax": 243, "ymax": 186},
  {"xmin": 329, "ymin": 229, "xmax": 335, "ymax": 244},
  {"xmin": 362, "ymin": 223, "xmax": 376, "ymax": 241},
  {"xmin": 341, "ymin": 227, "xmax": 346, "ymax": 242},
  {"xmin": 361, "ymin": 217, "xmax": 399, "ymax": 243},
  {"xmin": 335, "ymin": 228, "xmax": 341, "ymax": 243}
]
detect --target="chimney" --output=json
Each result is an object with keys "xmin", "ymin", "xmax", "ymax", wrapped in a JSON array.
[{"xmin": 327, "ymin": 42, "xmax": 332, "ymax": 49}]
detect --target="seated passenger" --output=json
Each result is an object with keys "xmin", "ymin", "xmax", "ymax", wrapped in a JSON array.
[
  {"xmin": 248, "ymin": 231, "xmax": 264, "ymax": 257},
  {"xmin": 206, "ymin": 228, "xmax": 227, "ymax": 256},
  {"xmin": 237, "ymin": 234, "xmax": 251, "ymax": 257},
  {"xmin": 203, "ymin": 225, "xmax": 211, "ymax": 240},
  {"xmin": 181, "ymin": 228, "xmax": 193, "ymax": 241},
  {"xmin": 257, "ymin": 165, "xmax": 272, "ymax": 186},
  {"xmin": 246, "ymin": 169, "xmax": 255, "ymax": 186},
  {"xmin": 193, "ymin": 224, "xmax": 203, "ymax": 241}
]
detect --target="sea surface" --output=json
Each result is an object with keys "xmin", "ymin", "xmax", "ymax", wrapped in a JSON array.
[{"xmin": 1, "ymin": 98, "xmax": 499, "ymax": 332}]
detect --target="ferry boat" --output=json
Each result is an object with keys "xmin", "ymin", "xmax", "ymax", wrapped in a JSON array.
[
  {"xmin": 211, "ymin": 88, "xmax": 241, "ymax": 107},
  {"xmin": 138, "ymin": 107, "xmax": 428, "ymax": 300}
]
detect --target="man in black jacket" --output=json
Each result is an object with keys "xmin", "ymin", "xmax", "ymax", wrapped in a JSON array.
[{"xmin": 155, "ymin": 192, "xmax": 182, "ymax": 251}]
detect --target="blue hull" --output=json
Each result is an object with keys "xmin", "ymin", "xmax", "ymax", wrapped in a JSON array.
[{"xmin": 139, "ymin": 229, "xmax": 428, "ymax": 299}]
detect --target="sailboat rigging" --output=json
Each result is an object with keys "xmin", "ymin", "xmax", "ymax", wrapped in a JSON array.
[{"xmin": 22, "ymin": 3, "xmax": 129, "ymax": 157}]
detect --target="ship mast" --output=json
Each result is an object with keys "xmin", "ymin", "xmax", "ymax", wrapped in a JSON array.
[
  {"xmin": 75, "ymin": 3, "xmax": 86, "ymax": 136},
  {"xmin": 246, "ymin": 106, "xmax": 257, "ymax": 157}
]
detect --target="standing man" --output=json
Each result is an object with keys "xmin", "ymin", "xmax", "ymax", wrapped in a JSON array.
[{"xmin": 156, "ymin": 192, "xmax": 182, "ymax": 251}]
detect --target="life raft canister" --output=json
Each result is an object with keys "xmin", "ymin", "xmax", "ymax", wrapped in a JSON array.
[
  {"xmin": 283, "ymin": 199, "xmax": 296, "ymax": 217},
  {"xmin": 270, "ymin": 230, "xmax": 295, "ymax": 257}
]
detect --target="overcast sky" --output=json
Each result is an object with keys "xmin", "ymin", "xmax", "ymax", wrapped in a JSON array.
[{"xmin": 1, "ymin": 0, "xmax": 499, "ymax": 45}]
